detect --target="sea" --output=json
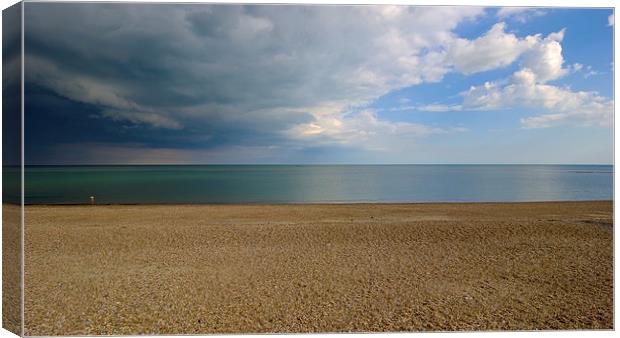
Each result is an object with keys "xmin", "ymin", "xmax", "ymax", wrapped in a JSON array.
[{"xmin": 10, "ymin": 164, "xmax": 613, "ymax": 205}]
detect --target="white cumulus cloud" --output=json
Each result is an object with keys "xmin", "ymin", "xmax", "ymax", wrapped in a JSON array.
[
  {"xmin": 448, "ymin": 22, "xmax": 530, "ymax": 74},
  {"xmin": 461, "ymin": 69, "xmax": 613, "ymax": 128},
  {"xmin": 447, "ymin": 23, "xmax": 569, "ymax": 81},
  {"xmin": 438, "ymin": 24, "xmax": 612, "ymax": 129}
]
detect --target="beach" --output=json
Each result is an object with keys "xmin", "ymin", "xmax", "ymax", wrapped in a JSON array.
[
  {"xmin": 24, "ymin": 201, "xmax": 613, "ymax": 335},
  {"xmin": 3, "ymin": 204, "xmax": 21, "ymax": 335}
]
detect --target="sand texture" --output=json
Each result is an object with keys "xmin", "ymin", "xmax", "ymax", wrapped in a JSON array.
[
  {"xmin": 3, "ymin": 204, "xmax": 22, "ymax": 336},
  {"xmin": 24, "ymin": 201, "xmax": 613, "ymax": 335}
]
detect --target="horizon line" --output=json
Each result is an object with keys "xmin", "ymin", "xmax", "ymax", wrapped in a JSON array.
[{"xmin": 19, "ymin": 163, "xmax": 615, "ymax": 166}]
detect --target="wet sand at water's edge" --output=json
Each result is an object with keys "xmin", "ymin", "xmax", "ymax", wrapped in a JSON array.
[{"xmin": 22, "ymin": 201, "xmax": 612, "ymax": 334}]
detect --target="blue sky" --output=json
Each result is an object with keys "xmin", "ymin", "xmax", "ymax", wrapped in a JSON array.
[{"xmin": 22, "ymin": 4, "xmax": 613, "ymax": 164}]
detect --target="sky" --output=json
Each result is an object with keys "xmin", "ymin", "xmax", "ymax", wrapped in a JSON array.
[{"xmin": 21, "ymin": 4, "xmax": 614, "ymax": 164}]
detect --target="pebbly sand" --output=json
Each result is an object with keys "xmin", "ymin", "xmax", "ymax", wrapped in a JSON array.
[
  {"xmin": 2, "ymin": 204, "xmax": 22, "ymax": 336},
  {"xmin": 23, "ymin": 201, "xmax": 613, "ymax": 335}
]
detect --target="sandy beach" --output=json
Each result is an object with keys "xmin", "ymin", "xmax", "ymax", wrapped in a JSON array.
[
  {"xmin": 24, "ymin": 201, "xmax": 612, "ymax": 335},
  {"xmin": 3, "ymin": 204, "xmax": 22, "ymax": 336}
]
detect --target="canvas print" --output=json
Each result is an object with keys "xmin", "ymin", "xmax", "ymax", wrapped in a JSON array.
[{"xmin": 2, "ymin": 2, "xmax": 614, "ymax": 336}]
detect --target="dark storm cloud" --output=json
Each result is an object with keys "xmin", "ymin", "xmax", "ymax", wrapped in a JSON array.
[
  {"xmin": 3, "ymin": 3, "xmax": 22, "ymax": 167},
  {"xmin": 23, "ymin": 3, "xmax": 483, "ymax": 163}
]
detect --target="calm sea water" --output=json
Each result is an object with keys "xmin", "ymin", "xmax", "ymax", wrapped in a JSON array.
[{"xmin": 20, "ymin": 165, "xmax": 613, "ymax": 204}]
